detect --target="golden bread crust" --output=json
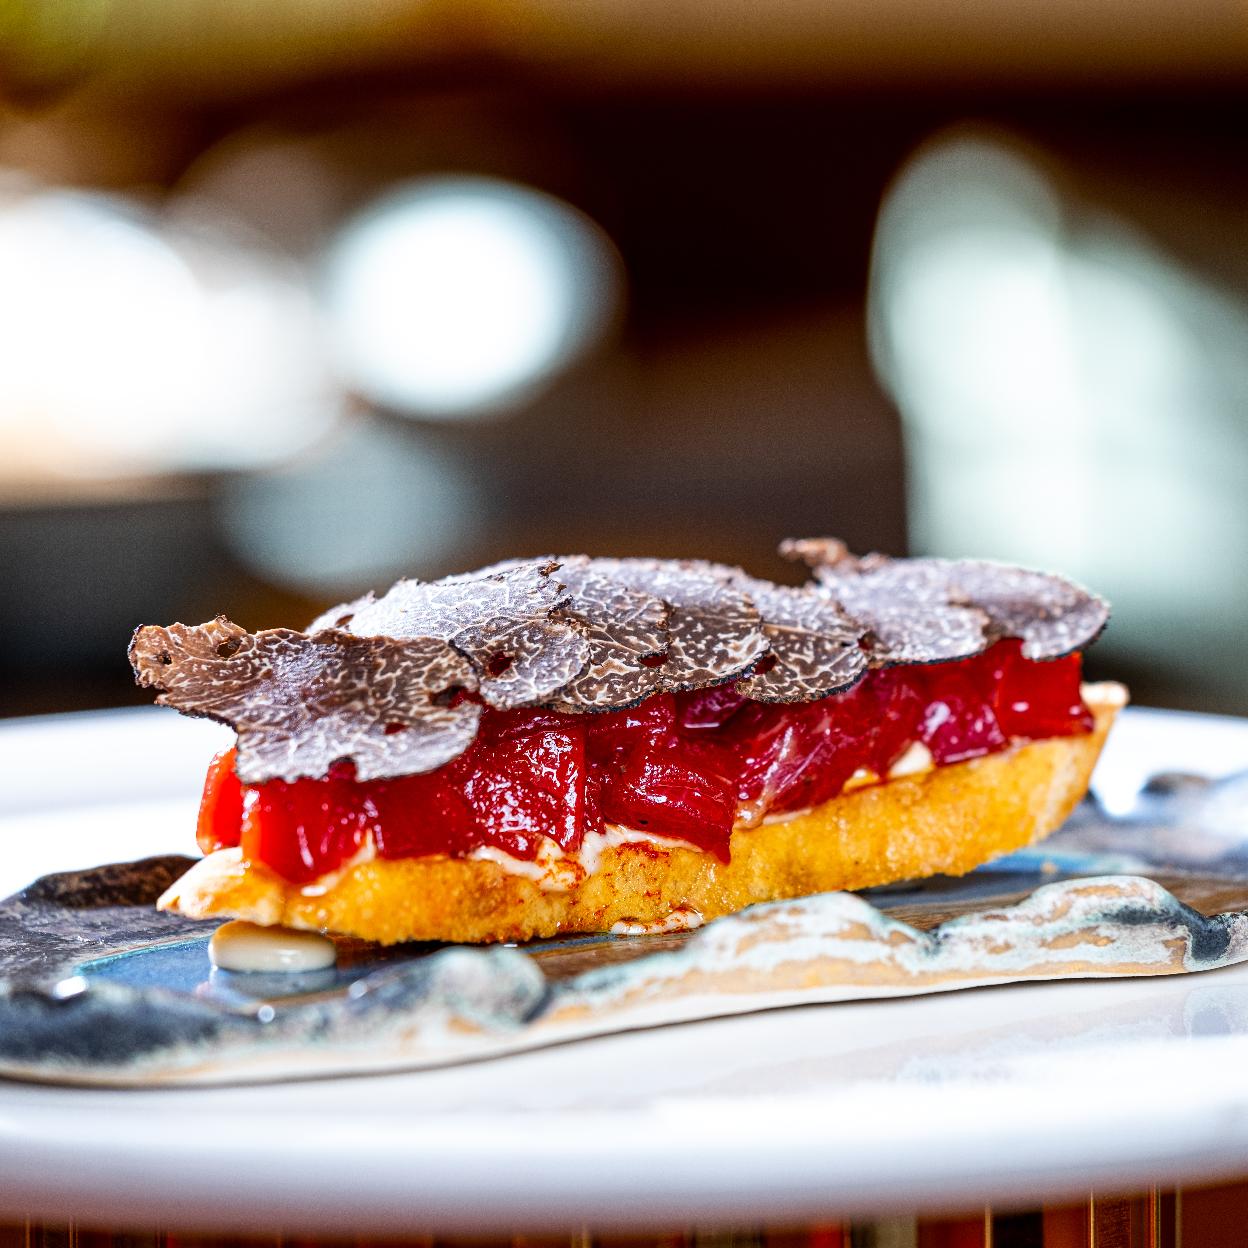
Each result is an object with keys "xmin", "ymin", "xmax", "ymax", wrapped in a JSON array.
[{"xmin": 160, "ymin": 683, "xmax": 1126, "ymax": 944}]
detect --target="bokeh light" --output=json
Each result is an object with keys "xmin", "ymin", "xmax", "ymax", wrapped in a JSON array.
[
  {"xmin": 869, "ymin": 132, "xmax": 1248, "ymax": 697},
  {"xmin": 321, "ymin": 176, "xmax": 621, "ymax": 419},
  {"xmin": 215, "ymin": 418, "xmax": 483, "ymax": 596},
  {"xmin": 0, "ymin": 179, "xmax": 335, "ymax": 479},
  {"xmin": 172, "ymin": 130, "xmax": 348, "ymax": 258}
]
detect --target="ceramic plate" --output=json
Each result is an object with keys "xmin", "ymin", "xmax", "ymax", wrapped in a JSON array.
[{"xmin": 2, "ymin": 706, "xmax": 1248, "ymax": 1231}]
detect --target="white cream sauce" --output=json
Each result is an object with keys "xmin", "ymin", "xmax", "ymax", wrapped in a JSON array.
[
  {"xmin": 298, "ymin": 837, "xmax": 377, "ymax": 897},
  {"xmin": 576, "ymin": 824, "xmax": 704, "ymax": 877},
  {"xmin": 888, "ymin": 740, "xmax": 935, "ymax": 779},
  {"xmin": 209, "ymin": 920, "xmax": 337, "ymax": 973},
  {"xmin": 610, "ymin": 907, "xmax": 705, "ymax": 936},
  {"xmin": 470, "ymin": 840, "xmax": 585, "ymax": 891}
]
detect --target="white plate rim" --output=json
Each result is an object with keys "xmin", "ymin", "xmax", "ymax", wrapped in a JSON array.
[{"xmin": 2, "ymin": 704, "xmax": 1248, "ymax": 1231}]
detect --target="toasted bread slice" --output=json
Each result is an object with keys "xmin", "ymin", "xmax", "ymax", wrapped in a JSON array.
[{"xmin": 160, "ymin": 683, "xmax": 1125, "ymax": 945}]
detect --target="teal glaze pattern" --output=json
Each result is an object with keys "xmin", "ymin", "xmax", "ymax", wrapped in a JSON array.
[{"xmin": 1, "ymin": 855, "xmax": 1246, "ymax": 1087}]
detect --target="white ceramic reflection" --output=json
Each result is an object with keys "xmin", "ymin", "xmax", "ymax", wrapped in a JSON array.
[{"xmin": 5, "ymin": 707, "xmax": 1248, "ymax": 1229}]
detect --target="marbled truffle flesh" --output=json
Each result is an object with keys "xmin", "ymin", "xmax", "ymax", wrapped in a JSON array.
[{"xmin": 130, "ymin": 543, "xmax": 1109, "ymax": 783}]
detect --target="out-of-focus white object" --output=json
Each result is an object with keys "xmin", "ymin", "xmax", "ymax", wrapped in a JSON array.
[
  {"xmin": 869, "ymin": 133, "xmax": 1248, "ymax": 697},
  {"xmin": 173, "ymin": 130, "xmax": 348, "ymax": 257},
  {"xmin": 0, "ymin": 706, "xmax": 229, "ymax": 900},
  {"xmin": 215, "ymin": 416, "xmax": 482, "ymax": 595},
  {"xmin": 322, "ymin": 176, "xmax": 621, "ymax": 419},
  {"xmin": 0, "ymin": 178, "xmax": 335, "ymax": 479}
]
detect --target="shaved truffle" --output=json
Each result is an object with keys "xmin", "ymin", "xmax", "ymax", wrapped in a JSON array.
[
  {"xmin": 731, "ymin": 579, "xmax": 867, "ymax": 701},
  {"xmin": 590, "ymin": 558, "xmax": 769, "ymax": 692},
  {"xmin": 130, "ymin": 540, "xmax": 1110, "ymax": 783},
  {"xmin": 786, "ymin": 541, "xmax": 1109, "ymax": 663},
  {"xmin": 810, "ymin": 558, "xmax": 991, "ymax": 665},
  {"xmin": 306, "ymin": 592, "xmax": 376, "ymax": 634},
  {"xmin": 130, "ymin": 617, "xmax": 479, "ymax": 784},
  {"xmin": 545, "ymin": 557, "xmax": 671, "ymax": 711},
  {"xmin": 317, "ymin": 563, "xmax": 590, "ymax": 710},
  {"xmin": 917, "ymin": 560, "xmax": 1110, "ymax": 660},
  {"xmin": 778, "ymin": 537, "xmax": 853, "ymax": 570}
]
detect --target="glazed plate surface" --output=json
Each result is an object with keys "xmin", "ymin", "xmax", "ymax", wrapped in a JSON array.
[{"xmin": 2, "ymin": 705, "xmax": 1248, "ymax": 1229}]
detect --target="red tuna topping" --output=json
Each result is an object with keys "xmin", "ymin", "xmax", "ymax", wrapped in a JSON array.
[{"xmin": 195, "ymin": 640, "xmax": 1092, "ymax": 883}]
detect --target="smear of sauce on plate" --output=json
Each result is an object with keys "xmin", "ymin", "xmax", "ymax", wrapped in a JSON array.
[{"xmin": 209, "ymin": 920, "xmax": 337, "ymax": 973}]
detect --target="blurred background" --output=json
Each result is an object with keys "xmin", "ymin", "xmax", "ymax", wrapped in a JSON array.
[{"xmin": 2, "ymin": 1, "xmax": 1247, "ymax": 718}]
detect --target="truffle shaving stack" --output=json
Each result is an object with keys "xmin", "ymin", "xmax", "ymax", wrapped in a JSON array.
[{"xmin": 130, "ymin": 541, "xmax": 1108, "ymax": 785}]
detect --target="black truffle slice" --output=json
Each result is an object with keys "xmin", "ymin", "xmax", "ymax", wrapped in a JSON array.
[
  {"xmin": 545, "ymin": 557, "xmax": 670, "ymax": 711},
  {"xmin": 322, "ymin": 562, "xmax": 591, "ymax": 711},
  {"xmin": 778, "ymin": 537, "xmax": 853, "ymax": 570},
  {"xmin": 783, "ymin": 541, "xmax": 1108, "ymax": 663},
  {"xmin": 591, "ymin": 558, "xmax": 769, "ymax": 692},
  {"xmin": 731, "ymin": 578, "xmax": 868, "ymax": 702},
  {"xmin": 129, "ymin": 617, "xmax": 480, "ymax": 784},
  {"xmin": 306, "ymin": 592, "xmax": 376, "ymax": 634},
  {"xmin": 815, "ymin": 558, "xmax": 991, "ymax": 666},
  {"xmin": 910, "ymin": 559, "xmax": 1109, "ymax": 660},
  {"xmin": 130, "ymin": 544, "xmax": 1112, "ymax": 786}
]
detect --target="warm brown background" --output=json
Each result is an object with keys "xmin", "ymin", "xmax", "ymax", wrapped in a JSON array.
[{"xmin": 2, "ymin": 2, "xmax": 1247, "ymax": 718}]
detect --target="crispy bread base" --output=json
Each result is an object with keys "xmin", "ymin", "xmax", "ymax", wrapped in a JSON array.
[{"xmin": 160, "ymin": 683, "xmax": 1126, "ymax": 945}]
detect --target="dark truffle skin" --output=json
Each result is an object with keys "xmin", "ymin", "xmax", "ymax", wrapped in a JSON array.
[
  {"xmin": 129, "ymin": 617, "xmax": 480, "ymax": 784},
  {"xmin": 781, "ymin": 543, "xmax": 1109, "ymax": 664},
  {"xmin": 130, "ymin": 543, "xmax": 1109, "ymax": 783}
]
